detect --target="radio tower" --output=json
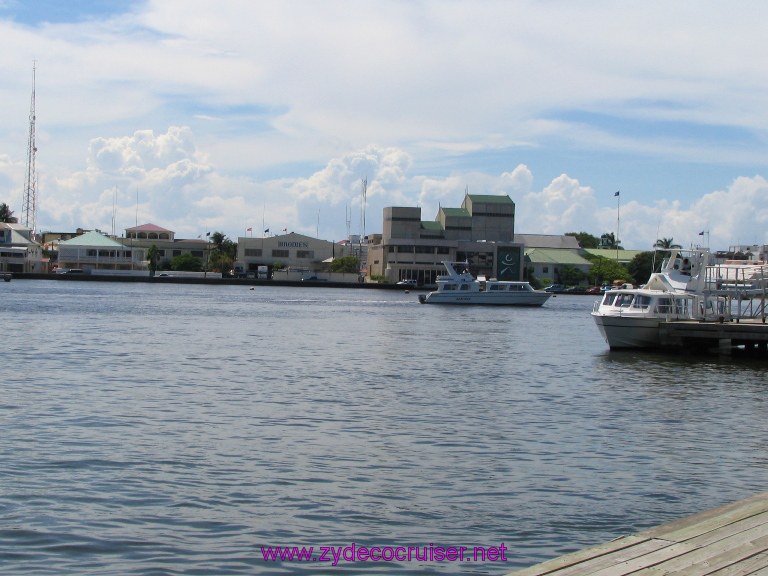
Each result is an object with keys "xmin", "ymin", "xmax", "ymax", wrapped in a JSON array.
[{"xmin": 22, "ymin": 63, "xmax": 37, "ymax": 236}]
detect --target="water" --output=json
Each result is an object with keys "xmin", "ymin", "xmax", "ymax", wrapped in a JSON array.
[{"xmin": 1, "ymin": 280, "xmax": 767, "ymax": 575}]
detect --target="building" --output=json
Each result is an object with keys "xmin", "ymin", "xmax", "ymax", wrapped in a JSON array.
[
  {"xmin": 123, "ymin": 223, "xmax": 210, "ymax": 269},
  {"xmin": 57, "ymin": 230, "xmax": 142, "ymax": 271},
  {"xmin": 367, "ymin": 194, "xmax": 524, "ymax": 284},
  {"xmin": 236, "ymin": 232, "xmax": 355, "ymax": 277},
  {"xmin": 0, "ymin": 223, "xmax": 44, "ymax": 273}
]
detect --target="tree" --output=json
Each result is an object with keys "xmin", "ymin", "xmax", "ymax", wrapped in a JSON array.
[
  {"xmin": 627, "ymin": 251, "xmax": 657, "ymax": 286},
  {"xmin": 329, "ymin": 256, "xmax": 360, "ymax": 273},
  {"xmin": 0, "ymin": 203, "xmax": 18, "ymax": 223},
  {"xmin": 599, "ymin": 232, "xmax": 623, "ymax": 250},
  {"xmin": 171, "ymin": 253, "xmax": 202, "ymax": 271},
  {"xmin": 557, "ymin": 264, "xmax": 586, "ymax": 286},
  {"xmin": 654, "ymin": 237, "xmax": 682, "ymax": 249},
  {"xmin": 566, "ymin": 231, "xmax": 599, "ymax": 249},
  {"xmin": 582, "ymin": 252, "xmax": 634, "ymax": 285},
  {"xmin": 146, "ymin": 244, "xmax": 160, "ymax": 276},
  {"xmin": 207, "ymin": 231, "xmax": 237, "ymax": 273}
]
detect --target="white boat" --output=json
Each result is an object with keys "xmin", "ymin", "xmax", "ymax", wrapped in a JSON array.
[
  {"xmin": 418, "ymin": 261, "xmax": 552, "ymax": 306},
  {"xmin": 591, "ymin": 248, "xmax": 768, "ymax": 349}
]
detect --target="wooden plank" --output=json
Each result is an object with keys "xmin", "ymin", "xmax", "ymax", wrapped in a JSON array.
[
  {"xmin": 506, "ymin": 494, "xmax": 768, "ymax": 576},
  {"xmin": 642, "ymin": 494, "xmax": 768, "ymax": 543},
  {"xmin": 535, "ymin": 539, "xmax": 677, "ymax": 576},
  {"xmin": 509, "ymin": 536, "xmax": 654, "ymax": 576},
  {"xmin": 706, "ymin": 552, "xmax": 768, "ymax": 576},
  {"xmin": 634, "ymin": 527, "xmax": 768, "ymax": 576}
]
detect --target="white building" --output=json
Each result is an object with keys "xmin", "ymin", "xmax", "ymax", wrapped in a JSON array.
[
  {"xmin": 236, "ymin": 232, "xmax": 355, "ymax": 277},
  {"xmin": 58, "ymin": 230, "xmax": 143, "ymax": 271},
  {"xmin": 0, "ymin": 223, "xmax": 44, "ymax": 273}
]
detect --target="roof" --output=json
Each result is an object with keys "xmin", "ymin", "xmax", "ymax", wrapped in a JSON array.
[
  {"xmin": 467, "ymin": 194, "xmax": 514, "ymax": 204},
  {"xmin": 515, "ymin": 234, "xmax": 581, "ymax": 249},
  {"xmin": 525, "ymin": 248, "xmax": 592, "ymax": 266},
  {"xmin": 440, "ymin": 207, "xmax": 471, "ymax": 217},
  {"xmin": 584, "ymin": 248, "xmax": 645, "ymax": 263},
  {"xmin": 420, "ymin": 221, "xmax": 443, "ymax": 231},
  {"xmin": 125, "ymin": 223, "xmax": 173, "ymax": 233},
  {"xmin": 60, "ymin": 230, "xmax": 125, "ymax": 248}
]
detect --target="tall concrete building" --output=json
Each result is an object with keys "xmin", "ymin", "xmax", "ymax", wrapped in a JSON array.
[{"xmin": 367, "ymin": 194, "xmax": 524, "ymax": 285}]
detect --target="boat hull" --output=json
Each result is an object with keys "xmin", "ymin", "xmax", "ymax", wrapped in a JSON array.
[
  {"xmin": 591, "ymin": 312, "xmax": 662, "ymax": 349},
  {"xmin": 420, "ymin": 292, "xmax": 551, "ymax": 306}
]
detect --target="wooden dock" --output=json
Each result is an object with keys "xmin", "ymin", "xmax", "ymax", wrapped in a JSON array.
[
  {"xmin": 506, "ymin": 492, "xmax": 768, "ymax": 576},
  {"xmin": 659, "ymin": 319, "xmax": 768, "ymax": 355}
]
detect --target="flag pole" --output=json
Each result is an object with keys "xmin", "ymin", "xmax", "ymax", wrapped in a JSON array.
[{"xmin": 615, "ymin": 190, "xmax": 621, "ymax": 261}]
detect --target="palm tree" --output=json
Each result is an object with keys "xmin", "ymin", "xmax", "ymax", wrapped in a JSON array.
[
  {"xmin": 146, "ymin": 244, "xmax": 160, "ymax": 276},
  {"xmin": 654, "ymin": 237, "xmax": 682, "ymax": 249}
]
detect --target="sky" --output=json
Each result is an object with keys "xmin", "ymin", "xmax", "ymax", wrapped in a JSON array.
[{"xmin": 1, "ymin": 0, "xmax": 768, "ymax": 251}]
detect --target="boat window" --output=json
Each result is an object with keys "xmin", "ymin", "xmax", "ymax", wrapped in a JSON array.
[
  {"xmin": 634, "ymin": 295, "xmax": 652, "ymax": 309},
  {"xmin": 460, "ymin": 284, "xmax": 470, "ymax": 291},
  {"xmin": 489, "ymin": 285, "xmax": 503, "ymax": 291},
  {"xmin": 603, "ymin": 293, "xmax": 617, "ymax": 306},
  {"xmin": 616, "ymin": 294, "xmax": 634, "ymax": 307},
  {"xmin": 444, "ymin": 284, "xmax": 457, "ymax": 291},
  {"xmin": 657, "ymin": 297, "xmax": 672, "ymax": 314}
]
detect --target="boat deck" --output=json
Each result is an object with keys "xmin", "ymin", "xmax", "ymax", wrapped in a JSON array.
[{"xmin": 506, "ymin": 492, "xmax": 768, "ymax": 576}]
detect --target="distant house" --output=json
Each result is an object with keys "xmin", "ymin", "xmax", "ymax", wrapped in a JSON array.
[
  {"xmin": 123, "ymin": 223, "xmax": 209, "ymax": 269},
  {"xmin": 58, "ymin": 230, "xmax": 141, "ymax": 271},
  {"xmin": 525, "ymin": 247, "xmax": 592, "ymax": 284},
  {"xmin": 0, "ymin": 223, "xmax": 43, "ymax": 273}
]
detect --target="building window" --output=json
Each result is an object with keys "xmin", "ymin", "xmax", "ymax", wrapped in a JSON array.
[
  {"xmin": 397, "ymin": 245, "xmax": 414, "ymax": 253},
  {"xmin": 173, "ymin": 250, "xmax": 182, "ymax": 257},
  {"xmin": 87, "ymin": 249, "xmax": 97, "ymax": 257},
  {"xmin": 296, "ymin": 250, "xmax": 314, "ymax": 259},
  {"xmin": 191, "ymin": 251, "xmax": 204, "ymax": 258},
  {"xmin": 437, "ymin": 246, "xmax": 450, "ymax": 255},
  {"xmin": 415, "ymin": 245, "xmax": 434, "ymax": 254},
  {"xmin": 272, "ymin": 249, "xmax": 289, "ymax": 258},
  {"xmin": 244, "ymin": 249, "xmax": 262, "ymax": 257},
  {"xmin": 542, "ymin": 266, "xmax": 548, "ymax": 273}
]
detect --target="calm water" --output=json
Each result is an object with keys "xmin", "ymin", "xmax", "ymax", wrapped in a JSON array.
[{"xmin": 1, "ymin": 280, "xmax": 767, "ymax": 575}]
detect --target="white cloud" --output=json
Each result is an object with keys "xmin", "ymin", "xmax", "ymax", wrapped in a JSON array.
[{"xmin": 3, "ymin": 2, "xmax": 768, "ymax": 251}]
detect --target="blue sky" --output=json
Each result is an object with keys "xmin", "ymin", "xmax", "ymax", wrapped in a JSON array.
[{"xmin": 2, "ymin": 0, "xmax": 768, "ymax": 250}]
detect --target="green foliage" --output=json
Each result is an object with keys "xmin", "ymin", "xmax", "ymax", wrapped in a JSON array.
[
  {"xmin": 557, "ymin": 264, "xmax": 586, "ymax": 286},
  {"xmin": 207, "ymin": 231, "xmax": 237, "ymax": 272},
  {"xmin": 654, "ymin": 237, "xmax": 682, "ymax": 249},
  {"xmin": 146, "ymin": 244, "xmax": 160, "ymax": 274},
  {"xmin": 566, "ymin": 231, "xmax": 599, "ymax": 249},
  {"xmin": 329, "ymin": 256, "xmax": 360, "ymax": 273},
  {"xmin": 0, "ymin": 203, "xmax": 18, "ymax": 223},
  {"xmin": 627, "ymin": 251, "xmax": 657, "ymax": 286},
  {"xmin": 171, "ymin": 253, "xmax": 202, "ymax": 271},
  {"xmin": 582, "ymin": 252, "xmax": 634, "ymax": 285},
  {"xmin": 599, "ymin": 232, "xmax": 623, "ymax": 250}
]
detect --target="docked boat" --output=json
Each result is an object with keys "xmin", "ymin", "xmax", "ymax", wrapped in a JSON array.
[
  {"xmin": 418, "ymin": 261, "xmax": 552, "ymax": 306},
  {"xmin": 591, "ymin": 248, "xmax": 767, "ymax": 349}
]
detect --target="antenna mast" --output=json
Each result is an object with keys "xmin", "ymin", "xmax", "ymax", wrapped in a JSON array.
[{"xmin": 22, "ymin": 62, "xmax": 37, "ymax": 235}]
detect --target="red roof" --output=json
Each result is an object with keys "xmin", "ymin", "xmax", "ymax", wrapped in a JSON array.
[{"xmin": 125, "ymin": 223, "xmax": 173, "ymax": 233}]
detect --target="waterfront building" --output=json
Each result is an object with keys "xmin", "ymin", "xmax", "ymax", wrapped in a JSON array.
[
  {"xmin": 58, "ymin": 230, "xmax": 142, "ymax": 271},
  {"xmin": 123, "ymin": 223, "xmax": 209, "ymax": 270},
  {"xmin": 236, "ymin": 232, "xmax": 356, "ymax": 277},
  {"xmin": 367, "ymin": 194, "xmax": 525, "ymax": 284},
  {"xmin": 0, "ymin": 222, "xmax": 44, "ymax": 273}
]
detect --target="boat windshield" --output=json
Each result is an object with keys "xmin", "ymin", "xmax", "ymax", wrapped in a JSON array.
[{"xmin": 615, "ymin": 293, "xmax": 635, "ymax": 308}]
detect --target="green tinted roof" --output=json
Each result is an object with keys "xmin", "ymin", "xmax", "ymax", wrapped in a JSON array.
[
  {"xmin": 60, "ymin": 230, "xmax": 125, "ymax": 247},
  {"xmin": 468, "ymin": 194, "xmax": 514, "ymax": 204}
]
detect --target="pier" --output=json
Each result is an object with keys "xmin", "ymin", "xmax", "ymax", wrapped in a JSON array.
[
  {"xmin": 660, "ymin": 318, "xmax": 768, "ymax": 355},
  {"xmin": 506, "ymin": 492, "xmax": 768, "ymax": 576}
]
